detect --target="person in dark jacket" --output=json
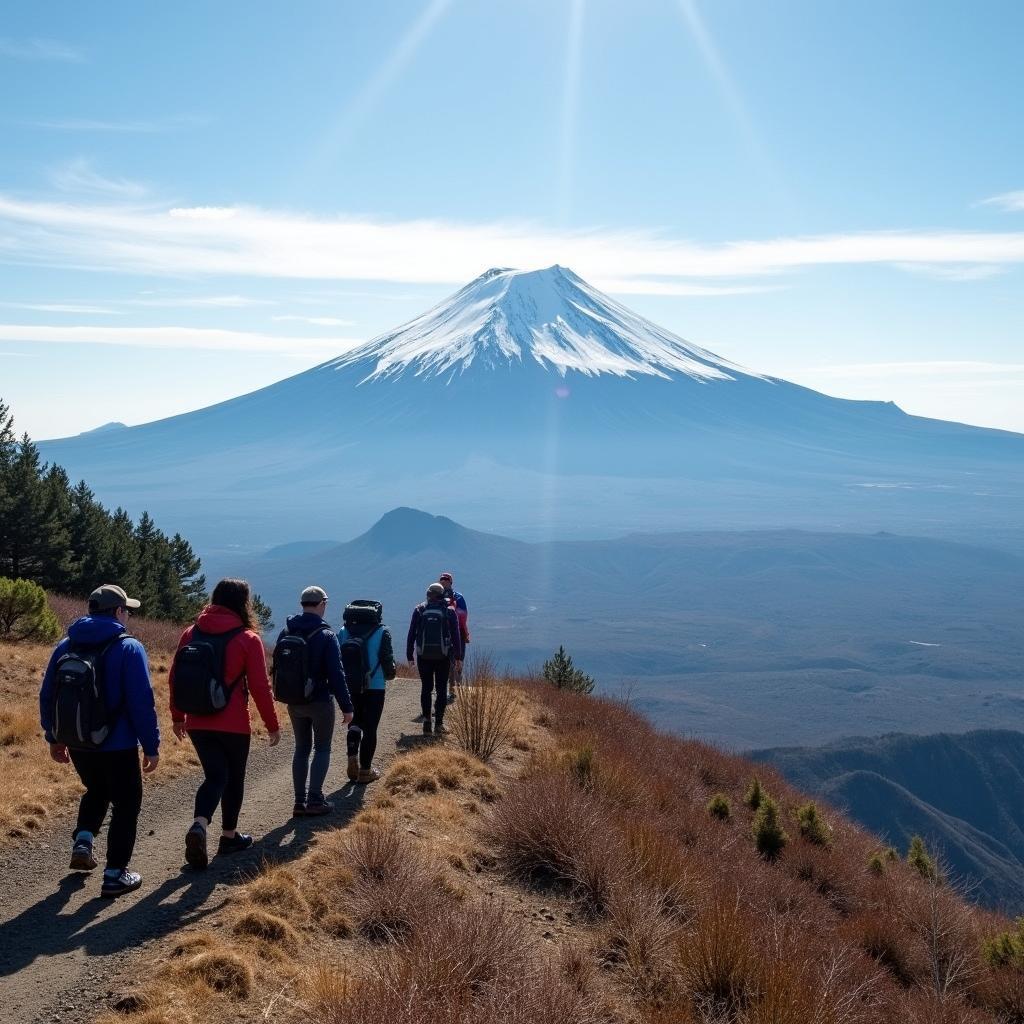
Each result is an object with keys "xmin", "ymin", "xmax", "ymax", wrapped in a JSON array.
[
  {"xmin": 407, "ymin": 583, "xmax": 464, "ymax": 735},
  {"xmin": 338, "ymin": 600, "xmax": 397, "ymax": 784},
  {"xmin": 439, "ymin": 571, "xmax": 469, "ymax": 702},
  {"xmin": 278, "ymin": 586, "xmax": 353, "ymax": 816},
  {"xmin": 169, "ymin": 578, "xmax": 280, "ymax": 870},
  {"xmin": 38, "ymin": 584, "xmax": 160, "ymax": 898}
]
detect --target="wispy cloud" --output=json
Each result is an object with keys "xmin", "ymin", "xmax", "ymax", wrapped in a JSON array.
[
  {"xmin": 50, "ymin": 158, "xmax": 148, "ymax": 199},
  {"xmin": 0, "ymin": 301, "xmax": 123, "ymax": 315},
  {"xmin": 980, "ymin": 190, "xmax": 1024, "ymax": 213},
  {"xmin": 0, "ymin": 323, "xmax": 361, "ymax": 356},
  {"xmin": 272, "ymin": 314, "xmax": 356, "ymax": 326},
  {"xmin": 23, "ymin": 114, "xmax": 206, "ymax": 133},
  {"xmin": 0, "ymin": 38, "xmax": 83, "ymax": 62},
  {"xmin": 892, "ymin": 262, "xmax": 1006, "ymax": 282},
  {"xmin": 122, "ymin": 294, "xmax": 276, "ymax": 308},
  {"xmin": 2, "ymin": 193, "xmax": 1024, "ymax": 291}
]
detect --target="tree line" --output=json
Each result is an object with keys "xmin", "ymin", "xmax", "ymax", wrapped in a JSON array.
[{"xmin": 0, "ymin": 398, "xmax": 207, "ymax": 622}]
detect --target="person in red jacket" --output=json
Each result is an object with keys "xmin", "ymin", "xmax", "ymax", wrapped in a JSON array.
[{"xmin": 169, "ymin": 578, "xmax": 280, "ymax": 869}]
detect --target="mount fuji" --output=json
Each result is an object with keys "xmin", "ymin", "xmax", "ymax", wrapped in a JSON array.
[{"xmin": 40, "ymin": 265, "xmax": 1024, "ymax": 555}]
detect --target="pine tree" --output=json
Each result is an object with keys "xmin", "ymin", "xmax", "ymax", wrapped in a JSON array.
[
  {"xmin": 252, "ymin": 593, "xmax": 274, "ymax": 632},
  {"xmin": 542, "ymin": 645, "xmax": 595, "ymax": 694}
]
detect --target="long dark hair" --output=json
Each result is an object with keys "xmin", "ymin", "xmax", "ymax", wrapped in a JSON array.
[{"xmin": 210, "ymin": 578, "xmax": 256, "ymax": 630}]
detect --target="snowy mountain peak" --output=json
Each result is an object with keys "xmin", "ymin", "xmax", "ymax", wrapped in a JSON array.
[{"xmin": 326, "ymin": 266, "xmax": 760, "ymax": 383}]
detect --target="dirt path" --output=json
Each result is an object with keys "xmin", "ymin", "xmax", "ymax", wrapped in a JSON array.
[{"xmin": 0, "ymin": 683, "xmax": 424, "ymax": 1024}]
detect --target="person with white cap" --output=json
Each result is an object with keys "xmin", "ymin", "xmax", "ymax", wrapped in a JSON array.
[
  {"xmin": 39, "ymin": 584, "xmax": 160, "ymax": 897},
  {"xmin": 272, "ymin": 585, "xmax": 353, "ymax": 816}
]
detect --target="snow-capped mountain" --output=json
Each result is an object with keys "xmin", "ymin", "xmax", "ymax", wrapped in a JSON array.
[
  {"xmin": 328, "ymin": 265, "xmax": 755, "ymax": 382},
  {"xmin": 39, "ymin": 267, "xmax": 1024, "ymax": 556}
]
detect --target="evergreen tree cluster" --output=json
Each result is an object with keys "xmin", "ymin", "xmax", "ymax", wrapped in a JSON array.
[{"xmin": 0, "ymin": 399, "xmax": 207, "ymax": 622}]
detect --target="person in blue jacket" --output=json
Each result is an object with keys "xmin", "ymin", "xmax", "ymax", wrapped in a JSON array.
[
  {"xmin": 278, "ymin": 586, "xmax": 353, "ymax": 817},
  {"xmin": 38, "ymin": 584, "xmax": 160, "ymax": 898},
  {"xmin": 338, "ymin": 601, "xmax": 397, "ymax": 784}
]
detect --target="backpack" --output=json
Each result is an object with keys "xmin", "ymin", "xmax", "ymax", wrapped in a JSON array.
[
  {"xmin": 271, "ymin": 625, "xmax": 331, "ymax": 705},
  {"xmin": 340, "ymin": 601, "xmax": 383, "ymax": 697},
  {"xmin": 416, "ymin": 604, "xmax": 450, "ymax": 660},
  {"xmin": 172, "ymin": 626, "xmax": 245, "ymax": 715},
  {"xmin": 51, "ymin": 635, "xmax": 130, "ymax": 750}
]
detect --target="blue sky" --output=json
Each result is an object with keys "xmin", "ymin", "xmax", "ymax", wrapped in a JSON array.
[{"xmin": 1, "ymin": 0, "xmax": 1023, "ymax": 438}]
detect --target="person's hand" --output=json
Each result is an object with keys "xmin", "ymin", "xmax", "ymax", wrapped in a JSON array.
[
  {"xmin": 49, "ymin": 742, "xmax": 70, "ymax": 764},
  {"xmin": 408, "ymin": 659, "xmax": 415, "ymax": 668},
  {"xmin": 142, "ymin": 753, "xmax": 160, "ymax": 773},
  {"xmin": 267, "ymin": 730, "xmax": 281, "ymax": 747},
  {"xmin": 173, "ymin": 722, "xmax": 188, "ymax": 741},
  {"xmin": 342, "ymin": 711, "xmax": 354, "ymax": 726}
]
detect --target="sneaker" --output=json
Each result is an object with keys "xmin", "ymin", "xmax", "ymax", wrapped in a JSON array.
[
  {"xmin": 101, "ymin": 869, "xmax": 142, "ymax": 898},
  {"xmin": 292, "ymin": 802, "xmax": 307, "ymax": 817},
  {"xmin": 347, "ymin": 755, "xmax": 360, "ymax": 782},
  {"xmin": 423, "ymin": 719, "xmax": 433, "ymax": 735},
  {"xmin": 218, "ymin": 833, "xmax": 254, "ymax": 856},
  {"xmin": 434, "ymin": 721, "xmax": 447, "ymax": 735},
  {"xmin": 304, "ymin": 798, "xmax": 334, "ymax": 816},
  {"xmin": 357, "ymin": 768, "xmax": 381, "ymax": 785},
  {"xmin": 69, "ymin": 839, "xmax": 97, "ymax": 872},
  {"xmin": 185, "ymin": 822, "xmax": 208, "ymax": 870}
]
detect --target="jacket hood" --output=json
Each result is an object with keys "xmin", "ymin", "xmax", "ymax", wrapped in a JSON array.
[
  {"xmin": 285, "ymin": 612, "xmax": 329, "ymax": 634},
  {"xmin": 196, "ymin": 604, "xmax": 247, "ymax": 634},
  {"xmin": 67, "ymin": 615, "xmax": 127, "ymax": 646}
]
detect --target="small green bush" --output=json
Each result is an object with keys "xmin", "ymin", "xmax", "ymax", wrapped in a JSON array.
[
  {"xmin": 542, "ymin": 645, "xmax": 595, "ymax": 695},
  {"xmin": 867, "ymin": 852, "xmax": 886, "ymax": 876},
  {"xmin": 752, "ymin": 796, "xmax": 788, "ymax": 860},
  {"xmin": 707, "ymin": 793, "xmax": 731, "ymax": 821},
  {"xmin": 795, "ymin": 801, "xmax": 831, "ymax": 847},
  {"xmin": 744, "ymin": 777, "xmax": 764, "ymax": 810},
  {"xmin": 0, "ymin": 577, "xmax": 61, "ymax": 643},
  {"xmin": 907, "ymin": 835, "xmax": 938, "ymax": 881},
  {"xmin": 983, "ymin": 919, "xmax": 1024, "ymax": 969}
]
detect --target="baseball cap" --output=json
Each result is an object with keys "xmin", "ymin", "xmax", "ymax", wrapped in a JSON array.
[
  {"xmin": 427, "ymin": 583, "xmax": 445, "ymax": 599},
  {"xmin": 300, "ymin": 585, "xmax": 329, "ymax": 605},
  {"xmin": 88, "ymin": 584, "xmax": 141, "ymax": 612}
]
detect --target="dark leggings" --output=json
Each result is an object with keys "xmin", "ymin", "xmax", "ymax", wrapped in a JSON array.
[
  {"xmin": 189, "ymin": 730, "xmax": 251, "ymax": 831},
  {"xmin": 69, "ymin": 747, "xmax": 143, "ymax": 870},
  {"xmin": 417, "ymin": 658, "xmax": 451, "ymax": 725},
  {"xmin": 347, "ymin": 690, "xmax": 386, "ymax": 769}
]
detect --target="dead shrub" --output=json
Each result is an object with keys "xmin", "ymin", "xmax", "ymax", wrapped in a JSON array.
[
  {"xmin": 604, "ymin": 885, "xmax": 683, "ymax": 1005},
  {"xmin": 449, "ymin": 655, "xmax": 521, "ymax": 761},
  {"xmin": 623, "ymin": 819, "xmax": 699, "ymax": 921},
  {"xmin": 176, "ymin": 949, "xmax": 252, "ymax": 999},
  {"xmin": 679, "ymin": 898, "xmax": 755, "ymax": 1015}
]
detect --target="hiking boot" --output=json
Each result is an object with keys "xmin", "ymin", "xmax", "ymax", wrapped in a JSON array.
[
  {"xmin": 185, "ymin": 822, "xmax": 208, "ymax": 870},
  {"xmin": 357, "ymin": 768, "xmax": 381, "ymax": 785},
  {"xmin": 423, "ymin": 719, "xmax": 433, "ymax": 735},
  {"xmin": 347, "ymin": 755, "xmax": 360, "ymax": 782},
  {"xmin": 304, "ymin": 798, "xmax": 334, "ymax": 816},
  {"xmin": 218, "ymin": 833, "xmax": 254, "ymax": 856},
  {"xmin": 101, "ymin": 869, "xmax": 142, "ymax": 898},
  {"xmin": 69, "ymin": 838, "xmax": 97, "ymax": 872},
  {"xmin": 292, "ymin": 801, "xmax": 307, "ymax": 817},
  {"xmin": 434, "ymin": 720, "xmax": 447, "ymax": 735}
]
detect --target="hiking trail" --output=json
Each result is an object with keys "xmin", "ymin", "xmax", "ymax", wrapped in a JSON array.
[{"xmin": 0, "ymin": 682, "xmax": 422, "ymax": 1024}]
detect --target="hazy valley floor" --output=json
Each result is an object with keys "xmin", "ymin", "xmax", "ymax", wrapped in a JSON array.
[{"xmin": 0, "ymin": 683, "xmax": 422, "ymax": 1024}]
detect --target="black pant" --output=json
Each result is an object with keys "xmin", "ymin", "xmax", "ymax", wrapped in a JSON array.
[
  {"xmin": 347, "ymin": 690, "xmax": 386, "ymax": 769},
  {"xmin": 189, "ymin": 730, "xmax": 251, "ymax": 832},
  {"xmin": 417, "ymin": 658, "xmax": 451, "ymax": 725},
  {"xmin": 69, "ymin": 747, "xmax": 143, "ymax": 870}
]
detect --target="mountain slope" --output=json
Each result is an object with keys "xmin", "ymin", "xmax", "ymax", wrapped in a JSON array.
[
  {"xmin": 753, "ymin": 730, "xmax": 1024, "ymax": 912},
  {"xmin": 38, "ymin": 266, "xmax": 1024, "ymax": 553}
]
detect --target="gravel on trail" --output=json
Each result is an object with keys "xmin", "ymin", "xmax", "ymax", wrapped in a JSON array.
[{"xmin": 0, "ymin": 682, "xmax": 424, "ymax": 1024}]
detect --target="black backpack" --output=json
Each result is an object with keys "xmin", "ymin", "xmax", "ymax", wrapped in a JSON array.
[
  {"xmin": 51, "ymin": 635, "xmax": 131, "ymax": 750},
  {"xmin": 272, "ymin": 625, "xmax": 331, "ymax": 705},
  {"xmin": 340, "ymin": 601, "xmax": 384, "ymax": 697},
  {"xmin": 416, "ymin": 603, "xmax": 451, "ymax": 660},
  {"xmin": 172, "ymin": 626, "xmax": 245, "ymax": 715}
]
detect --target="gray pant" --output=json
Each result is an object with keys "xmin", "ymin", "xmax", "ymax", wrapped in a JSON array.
[{"xmin": 288, "ymin": 701, "xmax": 335, "ymax": 803}]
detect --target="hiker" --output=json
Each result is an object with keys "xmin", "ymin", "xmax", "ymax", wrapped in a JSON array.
[
  {"xmin": 407, "ymin": 583, "xmax": 463, "ymax": 735},
  {"xmin": 169, "ymin": 578, "xmax": 280, "ymax": 869},
  {"xmin": 439, "ymin": 571, "xmax": 469, "ymax": 702},
  {"xmin": 272, "ymin": 586, "xmax": 353, "ymax": 816},
  {"xmin": 338, "ymin": 599, "xmax": 397, "ymax": 784},
  {"xmin": 38, "ymin": 584, "xmax": 159, "ymax": 897}
]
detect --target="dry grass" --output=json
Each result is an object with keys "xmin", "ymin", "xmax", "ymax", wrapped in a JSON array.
[
  {"xmin": 383, "ymin": 746, "xmax": 498, "ymax": 802},
  {"xmin": 447, "ymin": 653, "xmax": 522, "ymax": 761}
]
